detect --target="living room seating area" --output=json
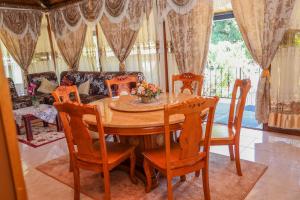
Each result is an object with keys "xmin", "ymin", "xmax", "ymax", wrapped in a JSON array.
[{"xmin": 9, "ymin": 71, "xmax": 145, "ymax": 108}]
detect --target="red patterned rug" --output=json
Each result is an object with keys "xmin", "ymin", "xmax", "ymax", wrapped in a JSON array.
[
  {"xmin": 37, "ymin": 153, "xmax": 267, "ymax": 200},
  {"xmin": 17, "ymin": 122, "xmax": 65, "ymax": 148}
]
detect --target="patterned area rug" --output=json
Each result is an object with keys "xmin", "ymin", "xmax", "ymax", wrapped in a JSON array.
[
  {"xmin": 37, "ymin": 153, "xmax": 267, "ymax": 200},
  {"xmin": 18, "ymin": 123, "xmax": 65, "ymax": 148}
]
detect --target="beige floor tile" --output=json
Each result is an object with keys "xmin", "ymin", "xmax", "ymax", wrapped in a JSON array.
[{"xmin": 19, "ymin": 124, "xmax": 300, "ymax": 200}]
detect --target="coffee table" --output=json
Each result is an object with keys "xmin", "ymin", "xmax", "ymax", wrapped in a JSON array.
[{"xmin": 13, "ymin": 104, "xmax": 62, "ymax": 141}]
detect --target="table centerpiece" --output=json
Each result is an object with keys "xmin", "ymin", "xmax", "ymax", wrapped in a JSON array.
[{"xmin": 132, "ymin": 81, "xmax": 161, "ymax": 103}]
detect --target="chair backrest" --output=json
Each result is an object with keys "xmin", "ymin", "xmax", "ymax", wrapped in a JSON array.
[
  {"xmin": 52, "ymin": 85, "xmax": 81, "ymax": 103},
  {"xmin": 105, "ymin": 75, "xmax": 138, "ymax": 97},
  {"xmin": 228, "ymin": 79, "xmax": 251, "ymax": 132},
  {"xmin": 172, "ymin": 73, "xmax": 204, "ymax": 96},
  {"xmin": 164, "ymin": 96, "xmax": 219, "ymax": 170},
  {"xmin": 54, "ymin": 102, "xmax": 108, "ymax": 162}
]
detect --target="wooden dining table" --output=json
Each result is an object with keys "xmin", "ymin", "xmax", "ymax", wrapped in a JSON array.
[{"xmin": 84, "ymin": 93, "xmax": 207, "ymax": 189}]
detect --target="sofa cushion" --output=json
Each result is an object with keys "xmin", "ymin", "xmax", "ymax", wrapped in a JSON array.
[
  {"xmin": 60, "ymin": 71, "xmax": 145, "ymax": 97},
  {"xmin": 37, "ymin": 78, "xmax": 58, "ymax": 94},
  {"xmin": 78, "ymin": 80, "xmax": 90, "ymax": 95},
  {"xmin": 79, "ymin": 94, "xmax": 106, "ymax": 104},
  {"xmin": 27, "ymin": 72, "xmax": 58, "ymax": 94},
  {"xmin": 61, "ymin": 75, "xmax": 73, "ymax": 86},
  {"xmin": 8, "ymin": 78, "xmax": 19, "ymax": 99},
  {"xmin": 12, "ymin": 99, "xmax": 32, "ymax": 110}
]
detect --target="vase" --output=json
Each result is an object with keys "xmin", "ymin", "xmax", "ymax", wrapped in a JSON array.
[
  {"xmin": 141, "ymin": 96, "xmax": 153, "ymax": 104},
  {"xmin": 32, "ymin": 96, "xmax": 40, "ymax": 107}
]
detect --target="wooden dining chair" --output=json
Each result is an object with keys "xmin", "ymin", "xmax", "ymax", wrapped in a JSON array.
[
  {"xmin": 172, "ymin": 73, "xmax": 204, "ymax": 96},
  {"xmin": 204, "ymin": 79, "xmax": 251, "ymax": 176},
  {"xmin": 54, "ymin": 102, "xmax": 137, "ymax": 200},
  {"xmin": 52, "ymin": 85, "xmax": 81, "ymax": 103},
  {"xmin": 52, "ymin": 85, "xmax": 82, "ymax": 171},
  {"xmin": 105, "ymin": 75, "xmax": 137, "ymax": 97},
  {"xmin": 143, "ymin": 96, "xmax": 219, "ymax": 200}
]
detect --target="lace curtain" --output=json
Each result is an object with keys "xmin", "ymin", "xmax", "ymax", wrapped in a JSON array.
[
  {"xmin": 166, "ymin": 0, "xmax": 213, "ymax": 74},
  {"xmin": 100, "ymin": 15, "xmax": 139, "ymax": 71},
  {"xmin": 29, "ymin": 16, "xmax": 55, "ymax": 74},
  {"xmin": 232, "ymin": 0, "xmax": 296, "ymax": 123},
  {"xmin": 48, "ymin": 0, "xmax": 152, "ymax": 71},
  {"xmin": 96, "ymin": 10, "xmax": 160, "ymax": 84},
  {"xmin": 78, "ymin": 25, "xmax": 99, "ymax": 71},
  {"xmin": 0, "ymin": 9, "xmax": 42, "ymax": 79},
  {"xmin": 99, "ymin": 0, "xmax": 152, "ymax": 71},
  {"xmin": 49, "ymin": 5, "xmax": 88, "ymax": 70},
  {"xmin": 269, "ymin": 0, "xmax": 300, "ymax": 129}
]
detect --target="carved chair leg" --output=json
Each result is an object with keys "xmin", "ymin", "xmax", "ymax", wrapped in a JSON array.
[
  {"xmin": 234, "ymin": 144, "xmax": 242, "ymax": 176},
  {"xmin": 202, "ymin": 167, "xmax": 211, "ymax": 200},
  {"xmin": 69, "ymin": 160, "xmax": 73, "ymax": 172},
  {"xmin": 103, "ymin": 168, "xmax": 111, "ymax": 200},
  {"xmin": 167, "ymin": 174, "xmax": 174, "ymax": 200},
  {"xmin": 69, "ymin": 153, "xmax": 74, "ymax": 172},
  {"xmin": 195, "ymin": 170, "xmax": 200, "ymax": 177},
  {"xmin": 143, "ymin": 159, "xmax": 152, "ymax": 193},
  {"xmin": 180, "ymin": 175, "xmax": 186, "ymax": 182},
  {"xmin": 73, "ymin": 165, "xmax": 80, "ymax": 200},
  {"xmin": 229, "ymin": 145, "xmax": 235, "ymax": 161},
  {"xmin": 129, "ymin": 151, "xmax": 137, "ymax": 184}
]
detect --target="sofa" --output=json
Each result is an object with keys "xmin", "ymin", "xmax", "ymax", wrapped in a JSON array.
[
  {"xmin": 9, "ymin": 71, "xmax": 144, "ymax": 107},
  {"xmin": 8, "ymin": 78, "xmax": 33, "ymax": 110},
  {"xmin": 27, "ymin": 71, "xmax": 59, "ymax": 105},
  {"xmin": 60, "ymin": 71, "xmax": 145, "ymax": 104}
]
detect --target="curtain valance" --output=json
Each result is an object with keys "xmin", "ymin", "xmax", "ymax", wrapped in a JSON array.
[
  {"xmin": 158, "ymin": 0, "xmax": 198, "ymax": 20},
  {"xmin": 0, "ymin": 9, "xmax": 42, "ymax": 40},
  {"xmin": 167, "ymin": 0, "xmax": 213, "ymax": 74},
  {"xmin": 49, "ymin": 0, "xmax": 152, "ymax": 39}
]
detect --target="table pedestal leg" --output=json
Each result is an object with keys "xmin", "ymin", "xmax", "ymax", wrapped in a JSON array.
[{"xmin": 117, "ymin": 134, "xmax": 165, "ymax": 189}]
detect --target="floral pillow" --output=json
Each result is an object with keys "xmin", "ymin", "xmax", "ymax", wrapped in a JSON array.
[
  {"xmin": 28, "ymin": 82, "xmax": 38, "ymax": 96},
  {"xmin": 61, "ymin": 76, "xmax": 74, "ymax": 86}
]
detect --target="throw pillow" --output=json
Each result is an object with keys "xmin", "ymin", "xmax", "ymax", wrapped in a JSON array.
[
  {"xmin": 37, "ymin": 78, "xmax": 58, "ymax": 94},
  {"xmin": 61, "ymin": 76, "xmax": 73, "ymax": 86},
  {"xmin": 78, "ymin": 80, "xmax": 90, "ymax": 95}
]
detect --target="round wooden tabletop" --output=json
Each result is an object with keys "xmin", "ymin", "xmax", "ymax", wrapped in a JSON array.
[{"xmin": 84, "ymin": 93, "xmax": 199, "ymax": 135}]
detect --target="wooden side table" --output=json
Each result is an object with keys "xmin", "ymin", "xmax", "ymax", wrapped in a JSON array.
[
  {"xmin": 13, "ymin": 104, "xmax": 62, "ymax": 142},
  {"xmin": 20, "ymin": 114, "xmax": 62, "ymax": 141}
]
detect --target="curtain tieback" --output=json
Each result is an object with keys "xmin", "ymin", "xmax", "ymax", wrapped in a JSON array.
[
  {"xmin": 119, "ymin": 62, "xmax": 126, "ymax": 71},
  {"xmin": 261, "ymin": 69, "xmax": 270, "ymax": 78}
]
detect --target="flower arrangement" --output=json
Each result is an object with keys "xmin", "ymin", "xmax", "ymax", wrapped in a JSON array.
[{"xmin": 131, "ymin": 81, "xmax": 161, "ymax": 103}]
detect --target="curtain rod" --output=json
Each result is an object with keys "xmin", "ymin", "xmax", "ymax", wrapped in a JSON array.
[
  {"xmin": 0, "ymin": 0, "xmax": 84, "ymax": 13},
  {"xmin": 0, "ymin": 5, "xmax": 47, "ymax": 12}
]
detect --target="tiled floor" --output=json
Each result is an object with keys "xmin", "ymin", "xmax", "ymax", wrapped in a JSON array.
[{"xmin": 20, "ymin": 125, "xmax": 300, "ymax": 200}]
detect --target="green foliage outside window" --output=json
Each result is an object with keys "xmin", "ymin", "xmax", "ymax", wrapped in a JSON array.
[{"xmin": 205, "ymin": 18, "xmax": 257, "ymax": 98}]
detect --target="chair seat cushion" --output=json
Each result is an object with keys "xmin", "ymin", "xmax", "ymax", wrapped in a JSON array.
[
  {"xmin": 77, "ymin": 142, "xmax": 135, "ymax": 167},
  {"xmin": 143, "ymin": 145, "xmax": 206, "ymax": 170}
]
